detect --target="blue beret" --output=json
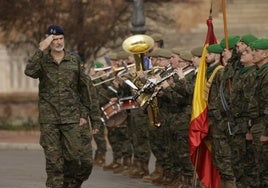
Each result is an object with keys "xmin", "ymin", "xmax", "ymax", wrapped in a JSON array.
[
  {"xmin": 45, "ymin": 25, "xmax": 64, "ymax": 35},
  {"xmin": 249, "ymin": 38, "xmax": 268, "ymax": 50},
  {"xmin": 206, "ymin": 44, "xmax": 223, "ymax": 54}
]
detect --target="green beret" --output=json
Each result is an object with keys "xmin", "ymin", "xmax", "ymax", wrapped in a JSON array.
[
  {"xmin": 171, "ymin": 47, "xmax": 185, "ymax": 56},
  {"xmin": 249, "ymin": 38, "xmax": 268, "ymax": 50},
  {"xmin": 180, "ymin": 51, "xmax": 193, "ymax": 62},
  {"xmin": 240, "ymin": 34, "xmax": 258, "ymax": 46},
  {"xmin": 220, "ymin": 35, "xmax": 240, "ymax": 49},
  {"xmin": 151, "ymin": 33, "xmax": 163, "ymax": 42},
  {"xmin": 191, "ymin": 46, "xmax": 203, "ymax": 57},
  {"xmin": 206, "ymin": 44, "xmax": 223, "ymax": 54},
  {"xmin": 94, "ymin": 61, "xmax": 104, "ymax": 69},
  {"xmin": 157, "ymin": 48, "xmax": 172, "ymax": 58},
  {"xmin": 116, "ymin": 51, "xmax": 130, "ymax": 60}
]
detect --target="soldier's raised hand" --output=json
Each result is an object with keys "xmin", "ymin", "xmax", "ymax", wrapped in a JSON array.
[{"xmin": 39, "ymin": 35, "xmax": 54, "ymax": 51}]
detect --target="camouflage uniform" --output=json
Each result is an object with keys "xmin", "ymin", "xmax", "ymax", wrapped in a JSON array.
[
  {"xmin": 168, "ymin": 70, "xmax": 196, "ymax": 186},
  {"xmin": 229, "ymin": 65, "xmax": 257, "ymax": 187},
  {"xmin": 248, "ymin": 62, "xmax": 268, "ymax": 188},
  {"xmin": 25, "ymin": 49, "xmax": 100, "ymax": 188},
  {"xmin": 93, "ymin": 81, "xmax": 111, "ymax": 166},
  {"xmin": 206, "ymin": 62, "xmax": 235, "ymax": 186},
  {"xmin": 127, "ymin": 75, "xmax": 151, "ymax": 178},
  {"xmin": 151, "ymin": 72, "xmax": 190, "ymax": 186},
  {"xmin": 102, "ymin": 81, "xmax": 133, "ymax": 172},
  {"xmin": 128, "ymin": 107, "xmax": 151, "ymax": 177}
]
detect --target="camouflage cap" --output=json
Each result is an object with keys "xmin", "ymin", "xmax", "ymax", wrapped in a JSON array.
[
  {"xmin": 180, "ymin": 51, "xmax": 193, "ymax": 62},
  {"xmin": 151, "ymin": 33, "xmax": 163, "ymax": 42},
  {"xmin": 249, "ymin": 38, "xmax": 268, "ymax": 50},
  {"xmin": 109, "ymin": 53, "xmax": 118, "ymax": 60},
  {"xmin": 240, "ymin": 34, "xmax": 258, "ymax": 46},
  {"xmin": 157, "ymin": 48, "xmax": 172, "ymax": 58},
  {"xmin": 147, "ymin": 48, "xmax": 160, "ymax": 58},
  {"xmin": 220, "ymin": 35, "xmax": 240, "ymax": 49},
  {"xmin": 171, "ymin": 47, "xmax": 185, "ymax": 56},
  {"xmin": 116, "ymin": 51, "xmax": 130, "ymax": 60},
  {"xmin": 191, "ymin": 46, "xmax": 203, "ymax": 57},
  {"xmin": 206, "ymin": 44, "xmax": 224, "ymax": 54}
]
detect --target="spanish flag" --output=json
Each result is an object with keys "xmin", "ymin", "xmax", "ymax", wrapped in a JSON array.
[{"xmin": 188, "ymin": 17, "xmax": 221, "ymax": 188}]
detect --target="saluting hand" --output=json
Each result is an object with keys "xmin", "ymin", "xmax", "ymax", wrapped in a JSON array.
[{"xmin": 39, "ymin": 35, "xmax": 54, "ymax": 51}]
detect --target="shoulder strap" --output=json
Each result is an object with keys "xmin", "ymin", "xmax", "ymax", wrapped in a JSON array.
[{"xmin": 204, "ymin": 65, "xmax": 224, "ymax": 102}]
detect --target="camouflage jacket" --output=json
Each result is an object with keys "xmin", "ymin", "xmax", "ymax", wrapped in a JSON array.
[
  {"xmin": 206, "ymin": 62, "xmax": 224, "ymax": 120},
  {"xmin": 248, "ymin": 62, "xmax": 268, "ymax": 136},
  {"xmin": 25, "ymin": 49, "xmax": 101, "ymax": 129},
  {"xmin": 230, "ymin": 65, "xmax": 256, "ymax": 117}
]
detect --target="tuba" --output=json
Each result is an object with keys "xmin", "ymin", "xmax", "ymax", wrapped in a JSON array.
[{"xmin": 122, "ymin": 34, "xmax": 161, "ymax": 127}]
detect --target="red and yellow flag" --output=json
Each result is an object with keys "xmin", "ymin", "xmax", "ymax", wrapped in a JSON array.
[{"xmin": 188, "ymin": 17, "xmax": 221, "ymax": 188}]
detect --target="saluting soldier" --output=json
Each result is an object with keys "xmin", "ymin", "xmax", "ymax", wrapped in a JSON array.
[{"xmin": 24, "ymin": 25, "xmax": 100, "ymax": 188}]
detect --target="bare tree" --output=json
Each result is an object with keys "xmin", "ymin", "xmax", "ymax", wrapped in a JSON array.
[{"xmin": 0, "ymin": 0, "xmax": 132, "ymax": 62}]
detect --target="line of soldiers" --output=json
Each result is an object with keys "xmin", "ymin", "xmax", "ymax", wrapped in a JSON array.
[{"xmin": 89, "ymin": 34, "xmax": 268, "ymax": 188}]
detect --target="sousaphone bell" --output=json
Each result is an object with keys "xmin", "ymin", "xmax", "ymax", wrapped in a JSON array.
[{"xmin": 122, "ymin": 34, "xmax": 161, "ymax": 127}]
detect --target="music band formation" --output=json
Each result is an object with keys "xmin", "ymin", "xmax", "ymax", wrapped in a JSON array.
[
  {"xmin": 90, "ymin": 32, "xmax": 268, "ymax": 188},
  {"xmin": 25, "ymin": 24, "xmax": 268, "ymax": 188}
]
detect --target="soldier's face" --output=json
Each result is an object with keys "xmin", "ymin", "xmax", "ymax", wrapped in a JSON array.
[
  {"xmin": 251, "ymin": 49, "xmax": 268, "ymax": 66},
  {"xmin": 157, "ymin": 58, "xmax": 170, "ymax": 67},
  {"xmin": 192, "ymin": 56, "xmax": 200, "ymax": 68},
  {"xmin": 236, "ymin": 41, "xmax": 247, "ymax": 54},
  {"xmin": 50, "ymin": 35, "xmax": 64, "ymax": 52},
  {"xmin": 170, "ymin": 54, "xmax": 180, "ymax": 68},
  {"xmin": 240, "ymin": 47, "xmax": 253, "ymax": 65},
  {"xmin": 205, "ymin": 53, "xmax": 215, "ymax": 64}
]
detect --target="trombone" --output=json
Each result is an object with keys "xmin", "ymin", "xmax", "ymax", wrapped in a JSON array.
[{"xmin": 90, "ymin": 64, "xmax": 136, "ymax": 86}]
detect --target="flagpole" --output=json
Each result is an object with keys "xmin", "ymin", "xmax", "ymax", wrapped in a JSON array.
[
  {"xmin": 221, "ymin": 0, "xmax": 229, "ymax": 49},
  {"xmin": 192, "ymin": 146, "xmax": 200, "ymax": 188}
]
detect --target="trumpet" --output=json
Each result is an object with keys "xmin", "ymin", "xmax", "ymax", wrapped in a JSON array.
[{"xmin": 90, "ymin": 64, "xmax": 135, "ymax": 86}]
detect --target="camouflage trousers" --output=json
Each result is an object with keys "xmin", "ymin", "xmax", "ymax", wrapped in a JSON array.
[
  {"xmin": 250, "ymin": 122, "xmax": 268, "ymax": 187},
  {"xmin": 66, "ymin": 123, "xmax": 93, "ymax": 184},
  {"xmin": 93, "ymin": 124, "xmax": 107, "ymax": 155},
  {"xmin": 40, "ymin": 123, "xmax": 93, "ymax": 188},
  {"xmin": 229, "ymin": 133, "xmax": 258, "ymax": 187},
  {"xmin": 130, "ymin": 109, "xmax": 151, "ymax": 163},
  {"xmin": 106, "ymin": 124, "xmax": 132, "ymax": 160},
  {"xmin": 209, "ymin": 119, "xmax": 234, "ymax": 181},
  {"xmin": 149, "ymin": 117, "xmax": 172, "ymax": 170},
  {"xmin": 170, "ymin": 119, "xmax": 193, "ymax": 177}
]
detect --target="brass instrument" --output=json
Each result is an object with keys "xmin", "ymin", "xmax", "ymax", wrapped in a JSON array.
[
  {"xmin": 90, "ymin": 64, "xmax": 135, "ymax": 86},
  {"xmin": 122, "ymin": 34, "xmax": 162, "ymax": 127},
  {"xmin": 137, "ymin": 64, "xmax": 194, "ymax": 110},
  {"xmin": 122, "ymin": 34, "xmax": 154, "ymax": 71}
]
